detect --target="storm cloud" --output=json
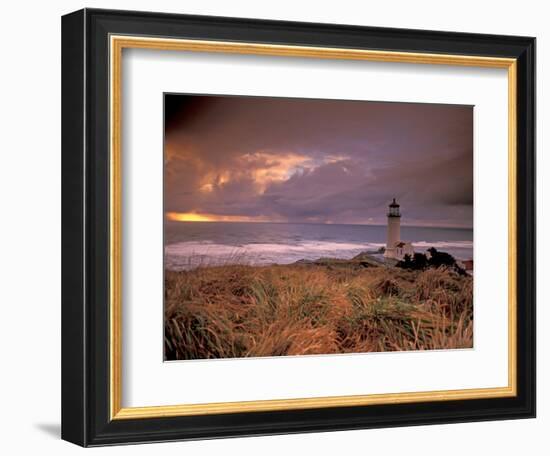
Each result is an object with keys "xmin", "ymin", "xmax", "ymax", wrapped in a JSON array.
[{"xmin": 164, "ymin": 94, "xmax": 473, "ymax": 227}]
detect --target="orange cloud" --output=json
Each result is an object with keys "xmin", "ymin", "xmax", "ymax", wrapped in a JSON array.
[
  {"xmin": 187, "ymin": 151, "xmax": 315, "ymax": 195},
  {"xmin": 240, "ymin": 151, "xmax": 311, "ymax": 191}
]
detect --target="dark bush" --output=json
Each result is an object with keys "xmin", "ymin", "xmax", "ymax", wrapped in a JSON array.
[
  {"xmin": 412, "ymin": 252, "xmax": 428, "ymax": 269},
  {"xmin": 396, "ymin": 254, "xmax": 413, "ymax": 269},
  {"xmin": 396, "ymin": 252, "xmax": 428, "ymax": 270},
  {"xmin": 427, "ymin": 247, "xmax": 456, "ymax": 268}
]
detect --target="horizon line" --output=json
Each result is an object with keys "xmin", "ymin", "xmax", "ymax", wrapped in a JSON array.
[{"xmin": 165, "ymin": 218, "xmax": 473, "ymax": 230}]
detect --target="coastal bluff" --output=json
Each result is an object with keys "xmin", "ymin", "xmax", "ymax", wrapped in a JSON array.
[{"xmin": 293, "ymin": 251, "xmax": 398, "ymax": 269}]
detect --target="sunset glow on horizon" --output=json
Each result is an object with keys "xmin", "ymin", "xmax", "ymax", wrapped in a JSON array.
[{"xmin": 166, "ymin": 211, "xmax": 275, "ymax": 223}]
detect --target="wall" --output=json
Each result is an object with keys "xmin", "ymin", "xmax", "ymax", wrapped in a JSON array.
[{"xmin": 0, "ymin": 1, "xmax": 545, "ymax": 454}]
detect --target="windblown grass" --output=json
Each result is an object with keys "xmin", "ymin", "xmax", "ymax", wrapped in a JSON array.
[{"xmin": 164, "ymin": 262, "xmax": 473, "ymax": 360}]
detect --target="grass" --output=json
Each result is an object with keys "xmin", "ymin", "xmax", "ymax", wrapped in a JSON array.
[{"xmin": 164, "ymin": 261, "xmax": 473, "ymax": 360}]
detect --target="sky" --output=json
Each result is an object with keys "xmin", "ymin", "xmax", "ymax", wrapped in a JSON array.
[{"xmin": 164, "ymin": 94, "xmax": 473, "ymax": 228}]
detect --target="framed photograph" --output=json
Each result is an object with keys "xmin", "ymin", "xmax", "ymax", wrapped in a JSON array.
[{"xmin": 61, "ymin": 8, "xmax": 535, "ymax": 446}]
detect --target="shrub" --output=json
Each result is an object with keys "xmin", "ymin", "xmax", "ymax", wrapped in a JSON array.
[{"xmin": 397, "ymin": 252, "xmax": 428, "ymax": 270}]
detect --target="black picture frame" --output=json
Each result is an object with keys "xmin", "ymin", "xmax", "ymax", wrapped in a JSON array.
[{"xmin": 62, "ymin": 8, "xmax": 536, "ymax": 447}]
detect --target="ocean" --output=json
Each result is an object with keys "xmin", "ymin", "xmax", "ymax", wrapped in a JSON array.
[{"xmin": 165, "ymin": 221, "xmax": 473, "ymax": 271}]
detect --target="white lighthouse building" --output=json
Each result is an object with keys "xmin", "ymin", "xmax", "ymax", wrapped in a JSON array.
[{"xmin": 384, "ymin": 198, "xmax": 414, "ymax": 260}]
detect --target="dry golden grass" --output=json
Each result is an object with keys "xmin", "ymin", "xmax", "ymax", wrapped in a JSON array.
[{"xmin": 164, "ymin": 262, "xmax": 473, "ymax": 360}]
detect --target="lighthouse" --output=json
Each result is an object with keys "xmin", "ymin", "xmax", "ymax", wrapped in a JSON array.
[
  {"xmin": 384, "ymin": 198, "xmax": 401, "ymax": 258},
  {"xmin": 384, "ymin": 198, "xmax": 414, "ymax": 260}
]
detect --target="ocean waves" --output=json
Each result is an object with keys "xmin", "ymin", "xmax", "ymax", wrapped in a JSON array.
[{"xmin": 164, "ymin": 239, "xmax": 473, "ymax": 270}]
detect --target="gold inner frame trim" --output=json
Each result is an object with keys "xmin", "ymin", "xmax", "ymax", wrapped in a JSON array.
[{"xmin": 109, "ymin": 34, "xmax": 518, "ymax": 420}]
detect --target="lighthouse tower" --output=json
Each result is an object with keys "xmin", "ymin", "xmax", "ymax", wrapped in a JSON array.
[{"xmin": 384, "ymin": 198, "xmax": 401, "ymax": 259}]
